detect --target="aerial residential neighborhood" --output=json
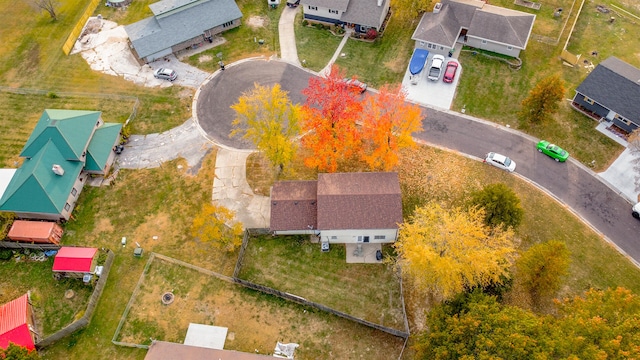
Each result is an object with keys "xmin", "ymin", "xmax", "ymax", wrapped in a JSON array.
[{"xmin": 1, "ymin": 0, "xmax": 640, "ymax": 358}]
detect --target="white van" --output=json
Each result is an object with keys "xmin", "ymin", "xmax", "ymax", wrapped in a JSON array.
[{"xmin": 633, "ymin": 202, "xmax": 640, "ymax": 219}]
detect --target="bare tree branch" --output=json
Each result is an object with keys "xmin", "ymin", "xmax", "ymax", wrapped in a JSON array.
[{"xmin": 32, "ymin": 0, "xmax": 58, "ymax": 20}]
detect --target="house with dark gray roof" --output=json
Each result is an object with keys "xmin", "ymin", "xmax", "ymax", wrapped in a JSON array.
[
  {"xmin": 124, "ymin": 0, "xmax": 242, "ymax": 63},
  {"xmin": 572, "ymin": 56, "xmax": 640, "ymax": 135},
  {"xmin": 301, "ymin": 0, "xmax": 391, "ymax": 34},
  {"xmin": 270, "ymin": 172, "xmax": 403, "ymax": 244},
  {"xmin": 411, "ymin": 0, "xmax": 536, "ymax": 57}
]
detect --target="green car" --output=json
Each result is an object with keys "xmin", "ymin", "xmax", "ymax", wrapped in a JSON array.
[{"xmin": 536, "ymin": 140, "xmax": 569, "ymax": 162}]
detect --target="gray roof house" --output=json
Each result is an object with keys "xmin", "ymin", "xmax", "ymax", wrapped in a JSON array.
[
  {"xmin": 124, "ymin": 0, "xmax": 242, "ymax": 63},
  {"xmin": 412, "ymin": 0, "xmax": 536, "ymax": 57},
  {"xmin": 571, "ymin": 56, "xmax": 640, "ymax": 135},
  {"xmin": 301, "ymin": 0, "xmax": 391, "ymax": 34},
  {"xmin": 270, "ymin": 172, "xmax": 403, "ymax": 245}
]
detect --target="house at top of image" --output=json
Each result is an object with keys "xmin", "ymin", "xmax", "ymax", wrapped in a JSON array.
[
  {"xmin": 571, "ymin": 56, "xmax": 640, "ymax": 137},
  {"xmin": 0, "ymin": 110, "xmax": 122, "ymax": 221},
  {"xmin": 300, "ymin": 0, "xmax": 391, "ymax": 34},
  {"xmin": 270, "ymin": 172, "xmax": 403, "ymax": 244},
  {"xmin": 412, "ymin": 0, "xmax": 536, "ymax": 57},
  {"xmin": 124, "ymin": 0, "xmax": 243, "ymax": 63},
  {"xmin": 0, "ymin": 293, "xmax": 37, "ymax": 351}
]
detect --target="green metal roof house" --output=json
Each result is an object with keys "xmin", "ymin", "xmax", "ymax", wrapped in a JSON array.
[{"xmin": 0, "ymin": 110, "xmax": 122, "ymax": 221}]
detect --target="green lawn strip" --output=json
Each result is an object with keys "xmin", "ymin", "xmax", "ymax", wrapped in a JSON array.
[
  {"xmin": 0, "ymin": 257, "xmax": 93, "ymax": 336},
  {"xmin": 334, "ymin": 16, "xmax": 415, "ymax": 87},
  {"xmin": 183, "ymin": 0, "xmax": 282, "ymax": 70},
  {"xmin": 116, "ymin": 256, "xmax": 405, "ymax": 359},
  {"xmin": 294, "ymin": 18, "xmax": 344, "ymax": 71},
  {"xmin": 238, "ymin": 235, "xmax": 405, "ymax": 330}
]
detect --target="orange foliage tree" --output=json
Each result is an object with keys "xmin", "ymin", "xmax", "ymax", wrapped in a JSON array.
[
  {"xmin": 301, "ymin": 66, "xmax": 363, "ymax": 172},
  {"xmin": 360, "ymin": 85, "xmax": 423, "ymax": 170}
]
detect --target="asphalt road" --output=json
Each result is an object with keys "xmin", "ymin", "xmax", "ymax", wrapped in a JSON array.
[
  {"xmin": 196, "ymin": 59, "xmax": 314, "ymax": 149},
  {"xmin": 195, "ymin": 59, "xmax": 640, "ymax": 264}
]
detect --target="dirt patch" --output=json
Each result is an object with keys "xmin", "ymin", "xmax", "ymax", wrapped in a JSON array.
[
  {"xmin": 247, "ymin": 16, "xmax": 268, "ymax": 29},
  {"xmin": 94, "ymin": 217, "xmax": 114, "ymax": 234},
  {"xmin": 198, "ymin": 54, "xmax": 213, "ymax": 63}
]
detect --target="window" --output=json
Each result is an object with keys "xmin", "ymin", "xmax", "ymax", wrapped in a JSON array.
[
  {"xmin": 222, "ymin": 21, "xmax": 234, "ymax": 28},
  {"xmin": 482, "ymin": 39, "xmax": 487, "ymax": 44},
  {"xmin": 374, "ymin": 235, "xmax": 386, "ymax": 240},
  {"xmin": 439, "ymin": 46, "xmax": 444, "ymax": 50},
  {"xmin": 308, "ymin": 5, "xmax": 317, "ymax": 10},
  {"xmin": 71, "ymin": 188, "xmax": 77, "ymax": 196},
  {"xmin": 329, "ymin": 9, "xmax": 338, "ymax": 14},
  {"xmin": 363, "ymin": 236, "xmax": 370, "ymax": 242},
  {"xmin": 507, "ymin": 46, "xmax": 513, "ymax": 50},
  {"xmin": 616, "ymin": 115, "xmax": 631, "ymax": 125},
  {"xmin": 584, "ymin": 96, "xmax": 594, "ymax": 105},
  {"xmin": 64, "ymin": 203, "xmax": 71, "ymax": 211},
  {"xmin": 331, "ymin": 236, "xmax": 337, "ymax": 239}
]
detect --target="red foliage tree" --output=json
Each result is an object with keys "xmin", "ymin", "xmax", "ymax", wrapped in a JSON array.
[{"xmin": 300, "ymin": 66, "xmax": 363, "ymax": 172}]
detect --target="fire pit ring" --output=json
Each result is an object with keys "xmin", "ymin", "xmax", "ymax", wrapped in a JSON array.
[{"xmin": 162, "ymin": 292, "xmax": 175, "ymax": 305}]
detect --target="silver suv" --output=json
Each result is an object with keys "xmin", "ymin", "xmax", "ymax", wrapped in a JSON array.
[{"xmin": 154, "ymin": 68, "xmax": 177, "ymax": 81}]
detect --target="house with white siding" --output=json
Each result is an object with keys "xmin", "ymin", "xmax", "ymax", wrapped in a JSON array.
[
  {"xmin": 270, "ymin": 172, "xmax": 403, "ymax": 244},
  {"xmin": 301, "ymin": 0, "xmax": 391, "ymax": 34}
]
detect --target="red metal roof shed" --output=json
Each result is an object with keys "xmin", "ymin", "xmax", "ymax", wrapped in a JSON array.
[
  {"xmin": 52, "ymin": 247, "xmax": 98, "ymax": 273},
  {"xmin": 0, "ymin": 293, "xmax": 35, "ymax": 350}
]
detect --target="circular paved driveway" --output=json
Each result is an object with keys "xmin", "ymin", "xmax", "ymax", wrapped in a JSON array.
[{"xmin": 196, "ymin": 59, "xmax": 315, "ymax": 149}]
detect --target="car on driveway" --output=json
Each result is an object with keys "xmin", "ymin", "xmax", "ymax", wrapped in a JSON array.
[
  {"xmin": 154, "ymin": 68, "xmax": 177, "ymax": 81},
  {"xmin": 536, "ymin": 140, "xmax": 569, "ymax": 162},
  {"xmin": 341, "ymin": 78, "xmax": 367, "ymax": 94},
  {"xmin": 286, "ymin": 0, "xmax": 300, "ymax": 6},
  {"xmin": 633, "ymin": 202, "xmax": 640, "ymax": 219},
  {"xmin": 484, "ymin": 152, "xmax": 516, "ymax": 172},
  {"xmin": 428, "ymin": 55, "xmax": 445, "ymax": 81},
  {"xmin": 443, "ymin": 61, "xmax": 458, "ymax": 83}
]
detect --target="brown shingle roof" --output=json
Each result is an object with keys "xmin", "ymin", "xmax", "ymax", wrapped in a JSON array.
[
  {"xmin": 270, "ymin": 181, "xmax": 318, "ymax": 231},
  {"xmin": 145, "ymin": 341, "xmax": 275, "ymax": 360},
  {"xmin": 317, "ymin": 172, "xmax": 402, "ymax": 230}
]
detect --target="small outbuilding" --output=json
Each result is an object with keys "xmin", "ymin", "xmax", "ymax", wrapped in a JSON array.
[
  {"xmin": 7, "ymin": 220, "xmax": 63, "ymax": 245},
  {"xmin": 0, "ymin": 293, "xmax": 37, "ymax": 351},
  {"xmin": 52, "ymin": 247, "xmax": 99, "ymax": 278}
]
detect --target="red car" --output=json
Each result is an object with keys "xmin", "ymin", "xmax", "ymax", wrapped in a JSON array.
[{"xmin": 442, "ymin": 61, "xmax": 458, "ymax": 83}]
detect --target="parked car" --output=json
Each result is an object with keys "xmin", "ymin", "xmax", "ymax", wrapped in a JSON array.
[
  {"xmin": 341, "ymin": 78, "xmax": 367, "ymax": 94},
  {"xmin": 484, "ymin": 152, "xmax": 516, "ymax": 172},
  {"xmin": 154, "ymin": 68, "xmax": 177, "ymax": 81},
  {"xmin": 428, "ymin": 55, "xmax": 445, "ymax": 81},
  {"xmin": 286, "ymin": 0, "xmax": 300, "ymax": 7},
  {"xmin": 633, "ymin": 202, "xmax": 640, "ymax": 219},
  {"xmin": 536, "ymin": 140, "xmax": 569, "ymax": 162},
  {"xmin": 443, "ymin": 61, "xmax": 458, "ymax": 83}
]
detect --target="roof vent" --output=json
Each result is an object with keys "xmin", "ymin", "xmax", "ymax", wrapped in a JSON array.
[
  {"xmin": 377, "ymin": 0, "xmax": 383, "ymax": 6},
  {"xmin": 52, "ymin": 164, "xmax": 65, "ymax": 176},
  {"xmin": 433, "ymin": 2, "xmax": 442, "ymax": 13}
]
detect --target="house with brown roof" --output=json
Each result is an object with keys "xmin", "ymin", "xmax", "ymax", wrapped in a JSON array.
[
  {"xmin": 270, "ymin": 172, "xmax": 403, "ymax": 244},
  {"xmin": 411, "ymin": 0, "xmax": 536, "ymax": 58}
]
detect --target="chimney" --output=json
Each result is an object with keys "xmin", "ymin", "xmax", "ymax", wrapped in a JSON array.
[
  {"xmin": 52, "ymin": 164, "xmax": 65, "ymax": 176},
  {"xmin": 433, "ymin": 2, "xmax": 442, "ymax": 13}
]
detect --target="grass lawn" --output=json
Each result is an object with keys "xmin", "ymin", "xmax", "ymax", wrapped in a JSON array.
[
  {"xmin": 295, "ymin": 15, "xmax": 344, "ymax": 71},
  {"xmin": 116, "ymin": 255, "xmax": 405, "ymax": 358},
  {"xmin": 0, "ymin": 256, "xmax": 93, "ymax": 336},
  {"xmin": 238, "ymin": 235, "xmax": 405, "ymax": 331}
]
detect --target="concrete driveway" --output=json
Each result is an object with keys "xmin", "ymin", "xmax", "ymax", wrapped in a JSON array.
[{"xmin": 402, "ymin": 54, "xmax": 460, "ymax": 110}]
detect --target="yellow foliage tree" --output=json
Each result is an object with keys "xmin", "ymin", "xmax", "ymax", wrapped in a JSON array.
[
  {"xmin": 394, "ymin": 202, "xmax": 516, "ymax": 301},
  {"xmin": 191, "ymin": 203, "xmax": 244, "ymax": 253},
  {"xmin": 231, "ymin": 83, "xmax": 300, "ymax": 173}
]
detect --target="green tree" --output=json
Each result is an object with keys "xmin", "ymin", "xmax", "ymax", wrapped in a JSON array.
[
  {"xmin": 190, "ymin": 203, "xmax": 243, "ymax": 252},
  {"xmin": 414, "ymin": 291, "xmax": 546, "ymax": 359},
  {"xmin": 394, "ymin": 203, "xmax": 516, "ymax": 301},
  {"xmin": 518, "ymin": 74, "xmax": 565, "ymax": 124},
  {"xmin": 550, "ymin": 287, "xmax": 640, "ymax": 358},
  {"xmin": 468, "ymin": 183, "xmax": 524, "ymax": 229},
  {"xmin": 231, "ymin": 83, "xmax": 300, "ymax": 173},
  {"xmin": 0, "ymin": 343, "xmax": 40, "ymax": 359},
  {"xmin": 517, "ymin": 240, "xmax": 570, "ymax": 305}
]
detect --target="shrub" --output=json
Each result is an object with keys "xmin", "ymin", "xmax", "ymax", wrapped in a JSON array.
[
  {"xmin": 365, "ymin": 28, "xmax": 378, "ymax": 40},
  {"xmin": 0, "ymin": 249, "xmax": 13, "ymax": 261},
  {"xmin": 302, "ymin": 20, "xmax": 308, "ymax": 26}
]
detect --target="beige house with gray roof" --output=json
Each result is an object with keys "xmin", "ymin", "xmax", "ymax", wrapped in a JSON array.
[
  {"xmin": 412, "ymin": 0, "xmax": 536, "ymax": 58},
  {"xmin": 301, "ymin": 0, "xmax": 391, "ymax": 34}
]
